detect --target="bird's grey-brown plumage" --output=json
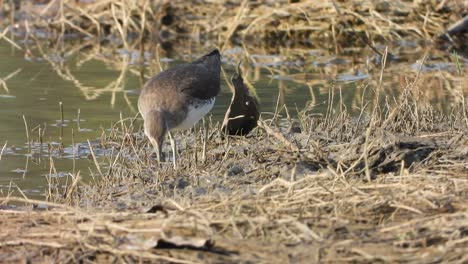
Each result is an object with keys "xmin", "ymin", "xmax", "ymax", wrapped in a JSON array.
[
  {"xmin": 138, "ymin": 49, "xmax": 221, "ymax": 162},
  {"xmin": 222, "ymin": 65, "xmax": 260, "ymax": 136}
]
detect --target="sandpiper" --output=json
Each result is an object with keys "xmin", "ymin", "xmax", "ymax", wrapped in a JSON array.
[{"xmin": 138, "ymin": 49, "xmax": 221, "ymax": 166}]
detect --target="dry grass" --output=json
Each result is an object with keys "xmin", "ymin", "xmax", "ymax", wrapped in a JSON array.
[
  {"xmin": 1, "ymin": 75, "xmax": 467, "ymax": 262},
  {"xmin": 1, "ymin": 0, "xmax": 465, "ymax": 48}
]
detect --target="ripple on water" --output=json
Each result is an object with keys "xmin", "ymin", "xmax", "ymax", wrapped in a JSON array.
[
  {"xmin": 336, "ymin": 72, "xmax": 369, "ymax": 82},
  {"xmin": 50, "ymin": 119, "xmax": 71, "ymax": 127},
  {"xmin": 11, "ymin": 168, "xmax": 27, "ymax": 173},
  {"xmin": 313, "ymin": 57, "xmax": 350, "ymax": 67},
  {"xmin": 0, "ymin": 94, "xmax": 16, "ymax": 99},
  {"xmin": 43, "ymin": 171, "xmax": 68, "ymax": 178},
  {"xmin": 411, "ymin": 61, "xmax": 458, "ymax": 72},
  {"xmin": 21, "ymin": 189, "xmax": 41, "ymax": 194},
  {"xmin": 78, "ymin": 128, "xmax": 93, "ymax": 132}
]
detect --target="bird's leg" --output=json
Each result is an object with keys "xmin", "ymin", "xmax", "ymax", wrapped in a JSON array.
[
  {"xmin": 167, "ymin": 130, "xmax": 177, "ymax": 169},
  {"xmin": 202, "ymin": 118, "xmax": 207, "ymax": 164},
  {"xmin": 155, "ymin": 142, "xmax": 162, "ymax": 164}
]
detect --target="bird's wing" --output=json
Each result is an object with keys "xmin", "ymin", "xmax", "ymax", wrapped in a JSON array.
[{"xmin": 162, "ymin": 64, "xmax": 220, "ymax": 100}]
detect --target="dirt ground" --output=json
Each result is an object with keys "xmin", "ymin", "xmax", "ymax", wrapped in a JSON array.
[{"xmin": 2, "ymin": 88, "xmax": 467, "ymax": 263}]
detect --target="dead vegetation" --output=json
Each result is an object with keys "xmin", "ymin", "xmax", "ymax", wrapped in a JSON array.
[
  {"xmin": 0, "ymin": 0, "xmax": 466, "ymax": 50},
  {"xmin": 1, "ymin": 75, "xmax": 467, "ymax": 262}
]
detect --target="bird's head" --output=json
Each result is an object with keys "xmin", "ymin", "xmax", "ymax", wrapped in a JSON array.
[
  {"xmin": 231, "ymin": 61, "xmax": 249, "ymax": 96},
  {"xmin": 143, "ymin": 110, "xmax": 168, "ymax": 161}
]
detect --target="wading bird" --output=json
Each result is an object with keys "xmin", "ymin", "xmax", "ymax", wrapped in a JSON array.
[{"xmin": 138, "ymin": 49, "xmax": 221, "ymax": 168}]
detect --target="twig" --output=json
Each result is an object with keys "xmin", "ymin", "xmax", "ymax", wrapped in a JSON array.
[
  {"xmin": 87, "ymin": 140, "xmax": 103, "ymax": 177},
  {"xmin": 0, "ymin": 141, "xmax": 6, "ymax": 160},
  {"xmin": 258, "ymin": 120, "xmax": 299, "ymax": 152}
]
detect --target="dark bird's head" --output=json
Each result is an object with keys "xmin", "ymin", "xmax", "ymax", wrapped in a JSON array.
[
  {"xmin": 231, "ymin": 62, "xmax": 252, "ymax": 100},
  {"xmin": 231, "ymin": 62, "xmax": 249, "ymax": 98}
]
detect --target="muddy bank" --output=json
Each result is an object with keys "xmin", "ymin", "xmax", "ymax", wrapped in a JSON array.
[{"xmin": 1, "ymin": 86, "xmax": 467, "ymax": 262}]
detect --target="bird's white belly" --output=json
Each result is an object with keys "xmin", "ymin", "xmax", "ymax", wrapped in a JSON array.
[{"xmin": 172, "ymin": 98, "xmax": 215, "ymax": 131}]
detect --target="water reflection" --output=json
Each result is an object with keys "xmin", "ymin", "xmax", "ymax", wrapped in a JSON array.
[{"xmin": 0, "ymin": 40, "xmax": 466, "ymax": 199}]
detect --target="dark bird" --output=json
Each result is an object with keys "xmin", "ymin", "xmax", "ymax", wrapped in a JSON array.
[
  {"xmin": 221, "ymin": 63, "xmax": 260, "ymax": 136},
  {"xmin": 138, "ymin": 49, "xmax": 221, "ymax": 167}
]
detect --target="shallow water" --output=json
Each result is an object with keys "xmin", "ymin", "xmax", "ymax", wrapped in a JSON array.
[{"xmin": 0, "ymin": 41, "xmax": 465, "ymax": 199}]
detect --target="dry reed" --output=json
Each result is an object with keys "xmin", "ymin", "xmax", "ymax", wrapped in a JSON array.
[{"xmin": 0, "ymin": 0, "xmax": 465, "ymax": 49}]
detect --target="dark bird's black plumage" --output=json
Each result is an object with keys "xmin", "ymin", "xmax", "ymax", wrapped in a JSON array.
[{"xmin": 222, "ymin": 64, "xmax": 260, "ymax": 136}]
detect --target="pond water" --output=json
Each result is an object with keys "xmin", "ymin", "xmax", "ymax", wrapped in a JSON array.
[{"xmin": 0, "ymin": 40, "xmax": 464, "ymax": 199}]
